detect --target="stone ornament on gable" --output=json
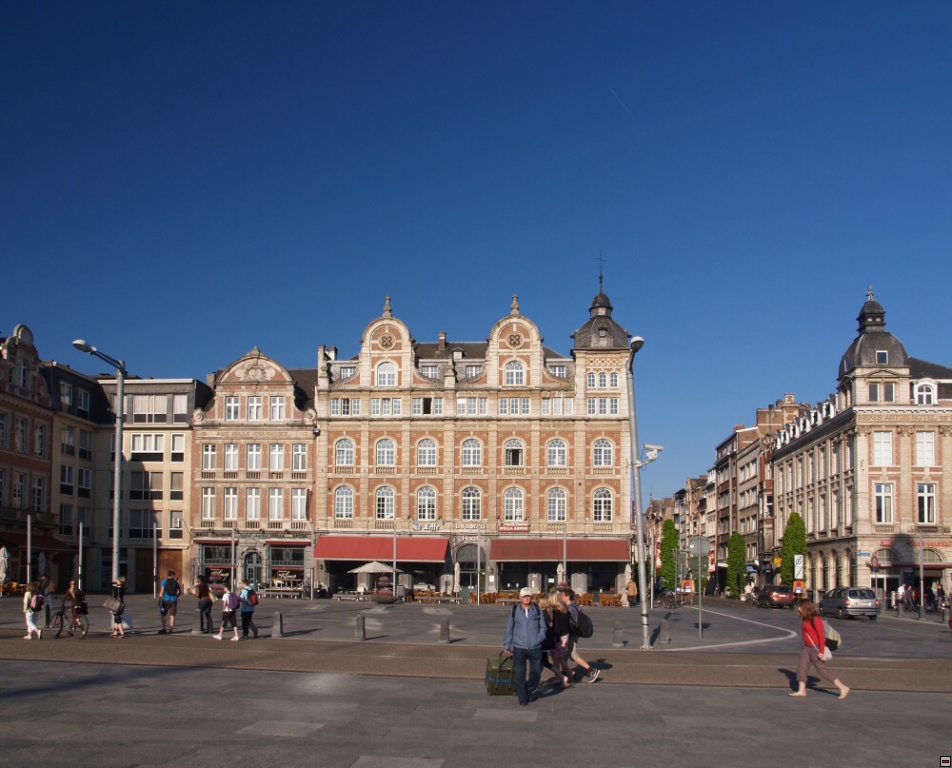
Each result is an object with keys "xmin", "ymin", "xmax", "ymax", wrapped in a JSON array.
[
  {"xmin": 379, "ymin": 334, "xmax": 395, "ymax": 350},
  {"xmin": 238, "ymin": 361, "xmax": 275, "ymax": 381},
  {"xmin": 507, "ymin": 332, "xmax": 523, "ymax": 349}
]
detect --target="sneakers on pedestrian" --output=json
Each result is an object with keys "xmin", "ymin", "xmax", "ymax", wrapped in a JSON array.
[
  {"xmin": 213, "ymin": 634, "xmax": 222, "ymax": 641},
  {"xmin": 231, "ymin": 636, "xmax": 240, "ymax": 641},
  {"xmin": 588, "ymin": 668, "xmax": 600, "ymax": 683}
]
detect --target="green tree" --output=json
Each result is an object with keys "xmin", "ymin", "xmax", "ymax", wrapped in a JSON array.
[
  {"xmin": 780, "ymin": 512, "xmax": 807, "ymax": 586},
  {"xmin": 726, "ymin": 532, "xmax": 745, "ymax": 597},
  {"xmin": 659, "ymin": 519, "xmax": 679, "ymax": 591}
]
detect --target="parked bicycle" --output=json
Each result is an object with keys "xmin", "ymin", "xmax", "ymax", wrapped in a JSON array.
[{"xmin": 51, "ymin": 598, "xmax": 89, "ymax": 638}]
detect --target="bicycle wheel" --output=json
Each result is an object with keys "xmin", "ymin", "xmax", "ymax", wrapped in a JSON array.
[
  {"xmin": 51, "ymin": 612, "xmax": 65, "ymax": 638},
  {"xmin": 76, "ymin": 614, "xmax": 89, "ymax": 638}
]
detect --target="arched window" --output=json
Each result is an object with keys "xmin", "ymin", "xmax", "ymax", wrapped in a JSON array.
[
  {"xmin": 375, "ymin": 486, "xmax": 395, "ymax": 519},
  {"xmin": 504, "ymin": 487, "xmax": 524, "ymax": 521},
  {"xmin": 593, "ymin": 488, "xmax": 612, "ymax": 521},
  {"xmin": 461, "ymin": 486, "xmax": 482, "ymax": 520},
  {"xmin": 462, "ymin": 438, "xmax": 482, "ymax": 466},
  {"xmin": 376, "ymin": 438, "xmax": 395, "ymax": 466},
  {"xmin": 504, "ymin": 360, "xmax": 525, "ymax": 386},
  {"xmin": 609, "ymin": 372, "xmax": 619, "ymax": 388},
  {"xmin": 587, "ymin": 373, "xmax": 596, "ymax": 388},
  {"xmin": 916, "ymin": 382, "xmax": 936, "ymax": 405},
  {"xmin": 417, "ymin": 486, "xmax": 437, "ymax": 520},
  {"xmin": 504, "ymin": 438, "xmax": 524, "ymax": 466},
  {"xmin": 598, "ymin": 372, "xmax": 608, "ymax": 388},
  {"xmin": 593, "ymin": 439, "xmax": 613, "ymax": 466},
  {"xmin": 335, "ymin": 438, "xmax": 354, "ymax": 466},
  {"xmin": 417, "ymin": 438, "xmax": 437, "ymax": 466},
  {"xmin": 547, "ymin": 439, "xmax": 567, "ymax": 467},
  {"xmin": 547, "ymin": 487, "xmax": 567, "ymax": 522},
  {"xmin": 334, "ymin": 486, "xmax": 354, "ymax": 519},
  {"xmin": 376, "ymin": 361, "xmax": 396, "ymax": 387}
]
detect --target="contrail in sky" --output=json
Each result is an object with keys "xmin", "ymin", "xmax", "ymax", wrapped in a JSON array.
[{"xmin": 609, "ymin": 86, "xmax": 637, "ymax": 123}]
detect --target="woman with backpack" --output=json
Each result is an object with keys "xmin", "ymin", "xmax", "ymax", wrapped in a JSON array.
[
  {"xmin": 789, "ymin": 599, "xmax": 849, "ymax": 699},
  {"xmin": 544, "ymin": 591, "xmax": 574, "ymax": 688},
  {"xmin": 23, "ymin": 581, "xmax": 43, "ymax": 639},
  {"xmin": 110, "ymin": 576, "xmax": 127, "ymax": 637},
  {"xmin": 213, "ymin": 583, "xmax": 241, "ymax": 641}
]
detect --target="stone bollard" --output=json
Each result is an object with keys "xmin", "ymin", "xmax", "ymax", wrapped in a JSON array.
[
  {"xmin": 271, "ymin": 611, "xmax": 284, "ymax": 638},
  {"xmin": 897, "ymin": 603, "xmax": 903, "ymax": 618},
  {"xmin": 612, "ymin": 620, "xmax": 624, "ymax": 648},
  {"xmin": 439, "ymin": 618, "xmax": 450, "ymax": 644},
  {"xmin": 191, "ymin": 608, "xmax": 204, "ymax": 635},
  {"xmin": 659, "ymin": 617, "xmax": 671, "ymax": 645},
  {"xmin": 356, "ymin": 615, "xmax": 366, "ymax": 641}
]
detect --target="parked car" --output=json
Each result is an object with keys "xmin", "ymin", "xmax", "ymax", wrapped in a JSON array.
[
  {"xmin": 756, "ymin": 585, "xmax": 796, "ymax": 608},
  {"xmin": 820, "ymin": 587, "xmax": 880, "ymax": 620}
]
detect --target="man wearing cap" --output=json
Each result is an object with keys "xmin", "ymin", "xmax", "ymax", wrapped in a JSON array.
[{"xmin": 503, "ymin": 587, "xmax": 548, "ymax": 705}]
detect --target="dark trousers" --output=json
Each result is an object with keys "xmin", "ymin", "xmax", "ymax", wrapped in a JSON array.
[
  {"xmin": 198, "ymin": 599, "xmax": 213, "ymax": 632},
  {"xmin": 512, "ymin": 647, "xmax": 542, "ymax": 704},
  {"xmin": 241, "ymin": 610, "xmax": 256, "ymax": 637}
]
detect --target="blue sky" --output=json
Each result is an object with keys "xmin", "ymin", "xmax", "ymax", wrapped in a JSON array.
[{"xmin": 3, "ymin": 2, "xmax": 951, "ymax": 499}]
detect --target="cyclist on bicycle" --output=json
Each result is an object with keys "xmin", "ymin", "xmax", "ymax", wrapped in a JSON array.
[{"xmin": 66, "ymin": 580, "xmax": 87, "ymax": 628}]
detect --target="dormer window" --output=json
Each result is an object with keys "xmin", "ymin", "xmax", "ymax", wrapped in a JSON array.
[
  {"xmin": 339, "ymin": 365, "xmax": 356, "ymax": 379},
  {"xmin": 876, "ymin": 351, "xmax": 888, "ymax": 365},
  {"xmin": 868, "ymin": 382, "xmax": 895, "ymax": 403},
  {"xmin": 376, "ymin": 361, "xmax": 396, "ymax": 387},
  {"xmin": 420, "ymin": 364, "xmax": 439, "ymax": 379},
  {"xmin": 916, "ymin": 382, "xmax": 936, "ymax": 405},
  {"xmin": 504, "ymin": 360, "xmax": 525, "ymax": 386}
]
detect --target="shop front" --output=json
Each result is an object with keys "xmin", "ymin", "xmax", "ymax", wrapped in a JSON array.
[
  {"xmin": 314, "ymin": 535, "xmax": 450, "ymax": 594},
  {"xmin": 489, "ymin": 538, "xmax": 630, "ymax": 595}
]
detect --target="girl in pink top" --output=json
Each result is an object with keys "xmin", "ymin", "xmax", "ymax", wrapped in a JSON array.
[{"xmin": 790, "ymin": 599, "xmax": 849, "ymax": 699}]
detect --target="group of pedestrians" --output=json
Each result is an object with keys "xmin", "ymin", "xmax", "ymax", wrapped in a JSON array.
[{"xmin": 502, "ymin": 585, "xmax": 599, "ymax": 706}]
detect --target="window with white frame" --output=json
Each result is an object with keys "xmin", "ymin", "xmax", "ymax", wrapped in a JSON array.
[
  {"xmin": 546, "ymin": 487, "xmax": 566, "ymax": 522},
  {"xmin": 872, "ymin": 431, "xmax": 892, "ymax": 466},
  {"xmin": 916, "ymin": 431, "xmax": 935, "ymax": 467},
  {"xmin": 169, "ymin": 510, "xmax": 183, "ymax": 539},
  {"xmin": 609, "ymin": 372, "xmax": 619, "ymax": 387},
  {"xmin": 542, "ymin": 397, "xmax": 573, "ymax": 416},
  {"xmin": 463, "ymin": 364, "xmax": 483, "ymax": 378},
  {"xmin": 79, "ymin": 429, "xmax": 93, "ymax": 460},
  {"xmin": 376, "ymin": 439, "xmax": 396, "ymax": 466},
  {"xmin": 371, "ymin": 397, "xmax": 402, "ymax": 415},
  {"xmin": 335, "ymin": 439, "xmax": 355, "ymax": 466},
  {"xmin": 202, "ymin": 444, "xmax": 217, "ymax": 470},
  {"xmin": 132, "ymin": 394, "xmax": 168, "ymax": 423},
  {"xmin": 462, "ymin": 438, "xmax": 482, "ymax": 466},
  {"xmin": 917, "ymin": 483, "xmax": 936, "ymax": 524},
  {"xmin": 77, "ymin": 389, "xmax": 90, "ymax": 417},
  {"xmin": 334, "ymin": 486, "xmax": 354, "ymax": 518},
  {"xmin": 417, "ymin": 486, "xmax": 437, "ymax": 520},
  {"xmin": 292, "ymin": 444, "xmax": 307, "ymax": 471},
  {"xmin": 201, "ymin": 488, "xmax": 216, "ymax": 520},
  {"xmin": 461, "ymin": 487, "xmax": 481, "ymax": 520},
  {"xmin": 225, "ymin": 396, "xmax": 240, "ymax": 420},
  {"xmin": 417, "ymin": 438, "xmax": 437, "ymax": 466},
  {"xmin": 504, "ymin": 439, "xmax": 524, "ymax": 466},
  {"xmin": 915, "ymin": 382, "xmax": 936, "ymax": 405},
  {"xmin": 224, "ymin": 443, "xmax": 239, "ymax": 471},
  {"xmin": 34, "ymin": 424, "xmax": 46, "ymax": 458},
  {"xmin": 269, "ymin": 444, "xmax": 285, "ymax": 471},
  {"xmin": 60, "ymin": 464, "xmax": 74, "ymax": 494},
  {"xmin": 593, "ymin": 439, "xmax": 613, "ymax": 466},
  {"xmin": 420, "ymin": 364, "xmax": 439, "ymax": 378},
  {"xmin": 129, "ymin": 509, "xmax": 158, "ymax": 539},
  {"xmin": 549, "ymin": 364, "xmax": 567, "ymax": 378},
  {"xmin": 338, "ymin": 365, "xmax": 357, "ymax": 379},
  {"xmin": 412, "ymin": 396, "xmax": 443, "ymax": 415},
  {"xmin": 270, "ymin": 396, "xmax": 286, "ymax": 421},
  {"xmin": 14, "ymin": 417, "xmax": 28, "ymax": 452},
  {"xmin": 593, "ymin": 488, "xmax": 613, "ymax": 522},
  {"xmin": 503, "ymin": 487, "xmax": 524, "ymax": 521},
  {"xmin": 587, "ymin": 373, "xmax": 596, "ymax": 388},
  {"xmin": 223, "ymin": 487, "xmax": 238, "ymax": 520},
  {"xmin": 0, "ymin": 412, "xmax": 8, "ymax": 449},
  {"xmin": 60, "ymin": 382, "xmax": 73, "ymax": 409},
  {"xmin": 874, "ymin": 483, "xmax": 893, "ymax": 524},
  {"xmin": 376, "ymin": 362, "xmax": 396, "ymax": 387},
  {"xmin": 246, "ymin": 443, "xmax": 262, "ymax": 470},
  {"xmin": 375, "ymin": 486, "xmax": 395, "ymax": 519},
  {"xmin": 173, "ymin": 394, "xmax": 188, "ymax": 423},
  {"xmin": 547, "ymin": 439, "xmax": 567, "ymax": 466},
  {"xmin": 130, "ymin": 433, "xmax": 164, "ymax": 455},
  {"xmin": 268, "ymin": 488, "xmax": 284, "ymax": 520},
  {"xmin": 246, "ymin": 488, "xmax": 261, "ymax": 520},
  {"xmin": 456, "ymin": 397, "xmax": 488, "ymax": 415},
  {"xmin": 504, "ymin": 361, "xmax": 525, "ymax": 386},
  {"xmin": 77, "ymin": 467, "xmax": 91, "ymax": 498},
  {"xmin": 292, "ymin": 488, "xmax": 308, "ymax": 520},
  {"xmin": 247, "ymin": 396, "xmax": 263, "ymax": 421}
]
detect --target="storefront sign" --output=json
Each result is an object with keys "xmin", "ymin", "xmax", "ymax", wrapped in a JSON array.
[
  {"xmin": 411, "ymin": 522, "xmax": 441, "ymax": 533},
  {"xmin": 498, "ymin": 524, "xmax": 530, "ymax": 533},
  {"xmin": 454, "ymin": 522, "xmax": 488, "ymax": 532}
]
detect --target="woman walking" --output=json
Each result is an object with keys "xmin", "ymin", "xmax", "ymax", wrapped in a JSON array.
[
  {"xmin": 790, "ymin": 599, "xmax": 849, "ymax": 699},
  {"xmin": 110, "ymin": 576, "xmax": 127, "ymax": 637},
  {"xmin": 546, "ymin": 590, "xmax": 574, "ymax": 688},
  {"xmin": 23, "ymin": 581, "xmax": 43, "ymax": 639},
  {"xmin": 194, "ymin": 574, "xmax": 213, "ymax": 634}
]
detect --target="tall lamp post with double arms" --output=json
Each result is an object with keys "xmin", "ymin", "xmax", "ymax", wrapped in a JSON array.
[{"xmin": 73, "ymin": 340, "xmax": 126, "ymax": 584}]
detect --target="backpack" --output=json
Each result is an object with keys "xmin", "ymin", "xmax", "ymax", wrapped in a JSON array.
[
  {"xmin": 247, "ymin": 589, "xmax": 259, "ymax": 606},
  {"xmin": 823, "ymin": 619, "xmax": 842, "ymax": 651},
  {"xmin": 570, "ymin": 606, "xmax": 594, "ymax": 639},
  {"xmin": 29, "ymin": 592, "xmax": 45, "ymax": 612},
  {"xmin": 163, "ymin": 579, "xmax": 180, "ymax": 598},
  {"xmin": 225, "ymin": 592, "xmax": 241, "ymax": 611}
]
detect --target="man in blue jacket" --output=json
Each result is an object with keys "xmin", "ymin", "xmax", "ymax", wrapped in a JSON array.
[{"xmin": 503, "ymin": 587, "xmax": 548, "ymax": 705}]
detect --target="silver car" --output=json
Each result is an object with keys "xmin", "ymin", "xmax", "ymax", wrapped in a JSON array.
[{"xmin": 820, "ymin": 587, "xmax": 880, "ymax": 620}]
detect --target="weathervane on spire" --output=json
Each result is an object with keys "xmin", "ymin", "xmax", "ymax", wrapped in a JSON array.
[
  {"xmin": 866, "ymin": 285, "xmax": 874, "ymax": 302},
  {"xmin": 597, "ymin": 252, "xmax": 607, "ymax": 292}
]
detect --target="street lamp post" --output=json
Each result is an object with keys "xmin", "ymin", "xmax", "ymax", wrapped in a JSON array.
[
  {"xmin": 626, "ymin": 337, "xmax": 650, "ymax": 650},
  {"xmin": 73, "ymin": 340, "xmax": 126, "ymax": 584}
]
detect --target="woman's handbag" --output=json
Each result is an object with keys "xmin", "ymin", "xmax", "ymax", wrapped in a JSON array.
[
  {"xmin": 104, "ymin": 596, "xmax": 124, "ymax": 613},
  {"xmin": 209, "ymin": 590, "xmax": 218, "ymax": 604}
]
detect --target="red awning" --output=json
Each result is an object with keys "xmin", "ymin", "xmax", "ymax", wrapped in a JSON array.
[
  {"xmin": 0, "ymin": 532, "xmax": 76, "ymax": 553},
  {"xmin": 490, "ymin": 538, "xmax": 629, "ymax": 562},
  {"xmin": 315, "ymin": 536, "xmax": 449, "ymax": 563}
]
